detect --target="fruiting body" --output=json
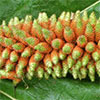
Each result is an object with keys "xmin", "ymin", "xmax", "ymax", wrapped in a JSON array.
[{"xmin": 1, "ymin": 11, "xmax": 100, "ymax": 85}]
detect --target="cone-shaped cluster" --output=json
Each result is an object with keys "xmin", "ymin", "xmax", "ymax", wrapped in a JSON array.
[{"xmin": 0, "ymin": 11, "xmax": 100, "ymax": 85}]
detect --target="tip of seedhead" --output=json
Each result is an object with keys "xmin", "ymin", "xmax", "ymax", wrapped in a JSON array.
[
  {"xmin": 2, "ymin": 20, "xmax": 6, "ymax": 26},
  {"xmin": 38, "ymin": 12, "xmax": 42, "ymax": 18},
  {"xmin": 14, "ymin": 17, "xmax": 19, "ymax": 25},
  {"xmin": 50, "ymin": 14, "xmax": 57, "ymax": 23},
  {"xmin": 74, "ymin": 10, "xmax": 80, "ymax": 20},
  {"xmin": 59, "ymin": 11, "xmax": 66, "ymax": 20},
  {"xmin": 50, "ymin": 14, "xmax": 56, "ymax": 20},
  {"xmin": 26, "ymin": 73, "xmax": 32, "ymax": 80},
  {"xmin": 47, "ymin": 68, "xmax": 52, "ymax": 74},
  {"xmin": 52, "ymin": 72, "xmax": 57, "ymax": 79},
  {"xmin": 9, "ymin": 18, "xmax": 14, "ymax": 26},
  {"xmin": 95, "ymin": 19, "xmax": 100, "ymax": 32},
  {"xmin": 76, "ymin": 10, "xmax": 80, "ymax": 14},
  {"xmin": 38, "ymin": 12, "xmax": 42, "ymax": 23},
  {"xmin": 90, "ymin": 11, "xmax": 95, "ymax": 17},
  {"xmin": 83, "ymin": 10, "xmax": 87, "ymax": 15},
  {"xmin": 37, "ymin": 67, "xmax": 44, "ymax": 79},
  {"xmin": 82, "ymin": 10, "xmax": 88, "ymax": 21},
  {"xmin": 42, "ymin": 12, "xmax": 48, "ymax": 22},
  {"xmin": 20, "ymin": 19, "xmax": 24, "ymax": 23},
  {"xmin": 38, "ymin": 12, "xmax": 48, "ymax": 23},
  {"xmin": 25, "ymin": 15, "xmax": 32, "ymax": 23},
  {"xmin": 89, "ymin": 11, "xmax": 96, "ymax": 20},
  {"xmin": 73, "ymin": 73, "xmax": 78, "ymax": 79},
  {"xmin": 89, "ymin": 11, "xmax": 96, "ymax": 25},
  {"xmin": 44, "ymin": 72, "xmax": 49, "ymax": 80},
  {"xmin": 75, "ymin": 10, "xmax": 80, "ymax": 17},
  {"xmin": 65, "ymin": 12, "xmax": 71, "ymax": 21},
  {"xmin": 33, "ymin": 19, "xmax": 39, "ymax": 25},
  {"xmin": 14, "ymin": 16, "xmax": 19, "ymax": 21},
  {"xmin": 28, "ymin": 15, "xmax": 32, "ymax": 19}
]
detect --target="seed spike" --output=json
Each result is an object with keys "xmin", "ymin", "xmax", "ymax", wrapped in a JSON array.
[
  {"xmin": 72, "ymin": 66, "xmax": 78, "ymax": 79},
  {"xmin": 50, "ymin": 14, "xmax": 56, "ymax": 22},
  {"xmin": 49, "ymin": 14, "xmax": 57, "ymax": 31},
  {"xmin": 37, "ymin": 65, "xmax": 44, "ymax": 79},
  {"xmin": 53, "ymin": 63, "xmax": 61, "ymax": 78},
  {"xmin": 38, "ymin": 12, "xmax": 42, "ymax": 23},
  {"xmin": 45, "ymin": 67, "xmax": 52, "ymax": 74},
  {"xmin": 59, "ymin": 11, "xmax": 66, "ymax": 20},
  {"xmin": 20, "ymin": 18, "xmax": 24, "ymax": 23},
  {"xmin": 82, "ymin": 52, "xmax": 91, "ymax": 67},
  {"xmin": 85, "ymin": 22, "xmax": 94, "ymax": 41},
  {"xmin": 59, "ymin": 50, "xmax": 66, "ymax": 60},
  {"xmin": 74, "ymin": 10, "xmax": 80, "ymax": 21},
  {"xmin": 82, "ymin": 10, "xmax": 88, "ymax": 21},
  {"xmin": 67, "ymin": 55, "xmax": 75, "ymax": 68},
  {"xmin": 87, "ymin": 61, "xmax": 95, "ymax": 82},
  {"xmin": 44, "ymin": 72, "xmax": 50, "ymax": 80},
  {"xmin": 80, "ymin": 67, "xmax": 87, "ymax": 79},
  {"xmin": 62, "ymin": 59, "xmax": 69, "ymax": 77},
  {"xmin": 96, "ymin": 60, "xmax": 100, "ymax": 77},
  {"xmin": 25, "ymin": 15, "xmax": 32, "ymax": 24},
  {"xmin": 95, "ymin": 19, "xmax": 100, "ymax": 42},
  {"xmin": 42, "ymin": 12, "xmax": 48, "ymax": 22},
  {"xmin": 2, "ymin": 20, "xmax": 6, "ymax": 26},
  {"xmin": 8, "ymin": 18, "xmax": 14, "ymax": 26},
  {"xmin": 89, "ymin": 11, "xmax": 96, "ymax": 27},
  {"xmin": 65, "ymin": 12, "xmax": 70, "ymax": 21},
  {"xmin": 92, "ymin": 49, "xmax": 100, "ymax": 61},
  {"xmin": 14, "ymin": 17, "xmax": 20, "ymax": 25}
]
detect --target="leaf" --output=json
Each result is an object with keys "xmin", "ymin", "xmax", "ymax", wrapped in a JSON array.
[
  {"xmin": 0, "ymin": 80, "xmax": 15, "ymax": 100},
  {"xmin": 0, "ymin": 0, "xmax": 100, "ymax": 100},
  {"xmin": 0, "ymin": 0, "xmax": 97, "ymax": 23},
  {"xmin": 81, "ymin": 0, "xmax": 100, "ymax": 18},
  {"xmin": 15, "ymin": 77, "xmax": 100, "ymax": 100}
]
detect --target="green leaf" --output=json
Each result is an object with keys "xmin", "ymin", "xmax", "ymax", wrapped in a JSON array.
[
  {"xmin": 0, "ymin": 0, "xmax": 97, "ymax": 23},
  {"xmin": 81, "ymin": 0, "xmax": 100, "ymax": 18},
  {"xmin": 0, "ymin": 0, "xmax": 100, "ymax": 100},
  {"xmin": 0, "ymin": 80, "xmax": 15, "ymax": 100},
  {"xmin": 15, "ymin": 77, "xmax": 100, "ymax": 100}
]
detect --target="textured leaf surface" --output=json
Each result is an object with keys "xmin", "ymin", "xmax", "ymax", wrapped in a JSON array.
[
  {"xmin": 0, "ymin": 80, "xmax": 15, "ymax": 100},
  {"xmin": 0, "ymin": 0, "xmax": 98, "ymax": 23},
  {"xmin": 0, "ymin": 0, "xmax": 100, "ymax": 100},
  {"xmin": 15, "ymin": 77, "xmax": 100, "ymax": 100}
]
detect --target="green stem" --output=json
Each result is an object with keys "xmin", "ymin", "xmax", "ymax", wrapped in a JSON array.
[
  {"xmin": 0, "ymin": 90, "xmax": 17, "ymax": 100},
  {"xmin": 81, "ymin": 0, "xmax": 100, "ymax": 13}
]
